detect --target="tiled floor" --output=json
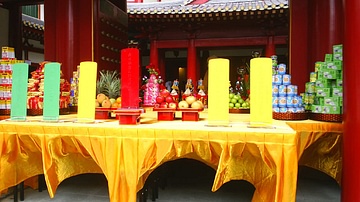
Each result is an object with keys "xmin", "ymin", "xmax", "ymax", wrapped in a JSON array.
[{"xmin": 1, "ymin": 159, "xmax": 341, "ymax": 202}]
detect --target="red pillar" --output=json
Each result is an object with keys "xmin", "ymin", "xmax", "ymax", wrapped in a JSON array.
[
  {"xmin": 342, "ymin": 0, "xmax": 360, "ymax": 201},
  {"xmin": 44, "ymin": 0, "xmax": 94, "ymax": 81},
  {"xmin": 265, "ymin": 35, "xmax": 276, "ymax": 57},
  {"xmin": 149, "ymin": 38, "xmax": 159, "ymax": 71},
  {"xmin": 187, "ymin": 38, "xmax": 197, "ymax": 83},
  {"xmin": 158, "ymin": 50, "xmax": 166, "ymax": 80},
  {"xmin": 44, "ymin": 0, "xmax": 76, "ymax": 81},
  {"xmin": 196, "ymin": 50, "xmax": 201, "ymax": 86},
  {"xmin": 308, "ymin": 0, "xmax": 343, "ymax": 68},
  {"xmin": 290, "ymin": 0, "xmax": 343, "ymax": 93},
  {"xmin": 289, "ymin": 0, "xmax": 309, "ymax": 93},
  {"xmin": 7, "ymin": 4, "xmax": 22, "ymax": 59},
  {"xmin": 44, "ymin": 0, "xmax": 57, "ymax": 62}
]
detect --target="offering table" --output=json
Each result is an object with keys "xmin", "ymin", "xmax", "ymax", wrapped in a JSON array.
[{"xmin": 0, "ymin": 111, "xmax": 341, "ymax": 202}]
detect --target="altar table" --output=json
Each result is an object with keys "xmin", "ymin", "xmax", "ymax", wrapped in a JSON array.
[
  {"xmin": 287, "ymin": 120, "xmax": 343, "ymax": 184},
  {"xmin": 0, "ymin": 111, "xmax": 340, "ymax": 202}
]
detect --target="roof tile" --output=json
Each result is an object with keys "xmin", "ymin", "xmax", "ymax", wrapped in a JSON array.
[{"xmin": 128, "ymin": 0, "xmax": 288, "ymax": 15}]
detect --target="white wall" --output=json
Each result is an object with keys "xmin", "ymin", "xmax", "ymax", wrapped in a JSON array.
[{"xmin": 0, "ymin": 7, "xmax": 9, "ymax": 49}]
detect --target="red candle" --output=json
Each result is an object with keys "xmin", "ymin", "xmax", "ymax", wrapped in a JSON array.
[{"xmin": 121, "ymin": 48, "xmax": 140, "ymax": 109}]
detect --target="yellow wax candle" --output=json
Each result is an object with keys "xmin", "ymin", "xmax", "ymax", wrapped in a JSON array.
[
  {"xmin": 77, "ymin": 61, "xmax": 97, "ymax": 122},
  {"xmin": 250, "ymin": 58, "xmax": 273, "ymax": 126},
  {"xmin": 207, "ymin": 58, "xmax": 230, "ymax": 126}
]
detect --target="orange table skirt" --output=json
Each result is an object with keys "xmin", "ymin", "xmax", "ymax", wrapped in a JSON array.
[{"xmin": 0, "ymin": 112, "xmax": 342, "ymax": 202}]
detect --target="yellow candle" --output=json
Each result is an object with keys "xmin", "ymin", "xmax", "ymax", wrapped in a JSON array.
[
  {"xmin": 250, "ymin": 58, "xmax": 273, "ymax": 126},
  {"xmin": 77, "ymin": 61, "xmax": 97, "ymax": 122},
  {"xmin": 207, "ymin": 58, "xmax": 229, "ymax": 126}
]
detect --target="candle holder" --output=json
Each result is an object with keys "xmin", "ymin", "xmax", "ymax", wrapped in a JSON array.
[
  {"xmin": 177, "ymin": 108, "xmax": 204, "ymax": 121},
  {"xmin": 153, "ymin": 108, "xmax": 176, "ymax": 121},
  {"xmin": 114, "ymin": 108, "xmax": 144, "ymax": 124}
]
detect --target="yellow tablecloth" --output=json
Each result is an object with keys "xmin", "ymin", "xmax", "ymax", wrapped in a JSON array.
[
  {"xmin": 287, "ymin": 120, "xmax": 343, "ymax": 184},
  {"xmin": 1, "ymin": 111, "xmax": 336, "ymax": 202}
]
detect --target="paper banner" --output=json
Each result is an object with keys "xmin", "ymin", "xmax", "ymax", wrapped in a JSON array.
[
  {"xmin": 10, "ymin": 63, "xmax": 29, "ymax": 121},
  {"xmin": 43, "ymin": 62, "xmax": 61, "ymax": 121},
  {"xmin": 77, "ymin": 62, "xmax": 97, "ymax": 122},
  {"xmin": 121, "ymin": 48, "xmax": 140, "ymax": 109},
  {"xmin": 250, "ymin": 58, "xmax": 273, "ymax": 126},
  {"xmin": 207, "ymin": 58, "xmax": 230, "ymax": 126}
]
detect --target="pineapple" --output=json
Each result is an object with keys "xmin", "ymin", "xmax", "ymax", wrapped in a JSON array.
[{"xmin": 96, "ymin": 70, "xmax": 121, "ymax": 105}]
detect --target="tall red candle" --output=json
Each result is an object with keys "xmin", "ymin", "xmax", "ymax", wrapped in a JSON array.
[{"xmin": 121, "ymin": 48, "xmax": 140, "ymax": 109}]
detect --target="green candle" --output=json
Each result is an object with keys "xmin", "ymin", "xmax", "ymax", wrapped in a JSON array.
[
  {"xmin": 10, "ymin": 63, "xmax": 29, "ymax": 121},
  {"xmin": 43, "ymin": 62, "xmax": 61, "ymax": 121}
]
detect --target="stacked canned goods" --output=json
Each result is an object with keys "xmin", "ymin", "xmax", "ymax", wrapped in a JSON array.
[
  {"xmin": 0, "ymin": 47, "xmax": 25, "ymax": 112},
  {"xmin": 303, "ymin": 44, "xmax": 343, "ymax": 115},
  {"xmin": 69, "ymin": 65, "xmax": 80, "ymax": 107},
  {"xmin": 272, "ymin": 61, "xmax": 304, "ymax": 113}
]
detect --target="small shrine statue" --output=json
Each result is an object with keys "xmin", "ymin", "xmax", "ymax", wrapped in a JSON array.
[
  {"xmin": 170, "ymin": 79, "xmax": 180, "ymax": 102},
  {"xmin": 182, "ymin": 78, "xmax": 193, "ymax": 101},
  {"xmin": 185, "ymin": 79, "xmax": 193, "ymax": 90},
  {"xmin": 236, "ymin": 64, "xmax": 251, "ymax": 99},
  {"xmin": 171, "ymin": 79, "xmax": 179, "ymax": 93},
  {"xmin": 197, "ymin": 79, "xmax": 204, "ymax": 91},
  {"xmin": 197, "ymin": 78, "xmax": 207, "ymax": 107}
]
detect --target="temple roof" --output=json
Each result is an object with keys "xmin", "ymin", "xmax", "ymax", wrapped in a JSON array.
[{"xmin": 127, "ymin": 0, "xmax": 288, "ymax": 15}]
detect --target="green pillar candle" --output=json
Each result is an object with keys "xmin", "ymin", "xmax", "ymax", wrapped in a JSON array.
[
  {"xmin": 43, "ymin": 62, "xmax": 61, "ymax": 121},
  {"xmin": 10, "ymin": 63, "xmax": 29, "ymax": 121}
]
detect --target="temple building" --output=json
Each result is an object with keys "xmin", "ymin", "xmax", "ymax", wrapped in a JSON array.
[{"xmin": 127, "ymin": 0, "xmax": 289, "ymax": 91}]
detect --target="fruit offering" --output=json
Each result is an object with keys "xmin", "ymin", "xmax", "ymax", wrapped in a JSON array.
[
  {"xmin": 154, "ymin": 89, "xmax": 178, "ymax": 109},
  {"xmin": 142, "ymin": 63, "xmax": 163, "ymax": 106},
  {"xmin": 178, "ymin": 95, "xmax": 204, "ymax": 110},
  {"xmin": 229, "ymin": 93, "xmax": 250, "ymax": 109},
  {"xmin": 96, "ymin": 70, "xmax": 121, "ymax": 108}
]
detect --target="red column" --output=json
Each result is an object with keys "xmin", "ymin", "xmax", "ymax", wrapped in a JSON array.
[
  {"xmin": 158, "ymin": 50, "xmax": 166, "ymax": 79},
  {"xmin": 342, "ymin": 0, "xmax": 360, "ymax": 201},
  {"xmin": 149, "ymin": 38, "xmax": 159, "ymax": 71},
  {"xmin": 44, "ymin": 0, "xmax": 76, "ymax": 81},
  {"xmin": 187, "ymin": 38, "xmax": 197, "ymax": 83},
  {"xmin": 289, "ymin": 0, "xmax": 309, "ymax": 93},
  {"xmin": 77, "ymin": 0, "xmax": 94, "ymax": 62},
  {"xmin": 196, "ymin": 50, "xmax": 201, "ymax": 85},
  {"xmin": 44, "ymin": 0, "xmax": 94, "ymax": 81},
  {"xmin": 265, "ymin": 35, "xmax": 276, "ymax": 57},
  {"xmin": 44, "ymin": 0, "xmax": 57, "ymax": 62},
  {"xmin": 308, "ymin": 0, "xmax": 343, "ymax": 67},
  {"xmin": 7, "ymin": 4, "xmax": 22, "ymax": 59}
]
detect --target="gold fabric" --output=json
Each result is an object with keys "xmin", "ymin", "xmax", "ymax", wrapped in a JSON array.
[
  {"xmin": 287, "ymin": 121, "xmax": 343, "ymax": 184},
  {"xmin": 0, "ymin": 112, "xmax": 341, "ymax": 202}
]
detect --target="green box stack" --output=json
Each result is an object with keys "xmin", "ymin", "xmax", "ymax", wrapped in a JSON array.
[
  {"xmin": 310, "ymin": 44, "xmax": 343, "ymax": 114},
  {"xmin": 311, "ymin": 44, "xmax": 343, "ymax": 114}
]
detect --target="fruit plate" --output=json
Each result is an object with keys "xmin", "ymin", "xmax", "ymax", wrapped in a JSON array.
[
  {"xmin": 309, "ymin": 113, "xmax": 342, "ymax": 122},
  {"xmin": 113, "ymin": 108, "xmax": 145, "ymax": 124},
  {"xmin": 153, "ymin": 108, "xmax": 177, "ymax": 112},
  {"xmin": 176, "ymin": 108, "xmax": 204, "ymax": 112},
  {"xmin": 177, "ymin": 108, "xmax": 204, "ymax": 121},
  {"xmin": 95, "ymin": 107, "xmax": 119, "ymax": 119},
  {"xmin": 152, "ymin": 108, "xmax": 176, "ymax": 121},
  {"xmin": 229, "ymin": 108, "xmax": 250, "ymax": 114},
  {"xmin": 95, "ymin": 107, "xmax": 119, "ymax": 111},
  {"xmin": 273, "ymin": 112, "xmax": 309, "ymax": 120}
]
